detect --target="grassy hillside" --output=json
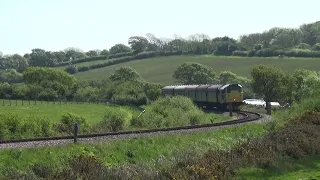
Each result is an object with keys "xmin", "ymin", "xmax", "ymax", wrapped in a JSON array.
[
  {"xmin": 55, "ymin": 58, "xmax": 109, "ymax": 70},
  {"xmin": 72, "ymin": 55, "xmax": 320, "ymax": 84}
]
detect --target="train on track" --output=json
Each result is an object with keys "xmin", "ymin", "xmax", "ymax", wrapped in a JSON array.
[{"xmin": 161, "ymin": 83, "xmax": 244, "ymax": 111}]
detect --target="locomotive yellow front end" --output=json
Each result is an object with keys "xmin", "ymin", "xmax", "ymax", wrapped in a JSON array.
[{"xmin": 220, "ymin": 84, "xmax": 244, "ymax": 111}]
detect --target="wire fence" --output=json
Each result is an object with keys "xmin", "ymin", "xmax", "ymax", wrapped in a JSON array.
[{"xmin": 0, "ymin": 98, "xmax": 145, "ymax": 109}]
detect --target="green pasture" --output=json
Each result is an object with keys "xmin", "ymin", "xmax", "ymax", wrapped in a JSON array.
[
  {"xmin": 71, "ymin": 55, "xmax": 320, "ymax": 84},
  {"xmin": 0, "ymin": 99, "xmax": 140, "ymax": 125},
  {"xmin": 56, "ymin": 58, "xmax": 109, "ymax": 69}
]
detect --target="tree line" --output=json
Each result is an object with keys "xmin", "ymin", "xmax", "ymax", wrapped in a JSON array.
[
  {"xmin": 1, "ymin": 62, "xmax": 319, "ymax": 115},
  {"xmin": 1, "ymin": 21, "xmax": 320, "ymax": 83}
]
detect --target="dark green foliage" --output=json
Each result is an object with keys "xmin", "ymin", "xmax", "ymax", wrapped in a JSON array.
[
  {"xmin": 57, "ymin": 55, "xmax": 108, "ymax": 67},
  {"xmin": 313, "ymin": 43, "xmax": 320, "ymax": 51},
  {"xmin": 108, "ymin": 51, "xmax": 133, "ymax": 59},
  {"xmin": 76, "ymin": 56, "xmax": 134, "ymax": 72},
  {"xmin": 73, "ymin": 86, "xmax": 100, "ymax": 102},
  {"xmin": 109, "ymin": 43, "xmax": 132, "ymax": 54},
  {"xmin": 65, "ymin": 64, "xmax": 78, "ymax": 74},
  {"xmin": 104, "ymin": 80, "xmax": 148, "ymax": 106},
  {"xmin": 284, "ymin": 49, "xmax": 320, "ymax": 57},
  {"xmin": 23, "ymin": 67, "xmax": 76, "ymax": 89},
  {"xmin": 134, "ymin": 51, "xmax": 158, "ymax": 59},
  {"xmin": 0, "ymin": 69, "xmax": 23, "ymax": 83},
  {"xmin": 109, "ymin": 66, "xmax": 142, "ymax": 82},
  {"xmin": 232, "ymin": 50, "xmax": 248, "ymax": 57},
  {"xmin": 173, "ymin": 62, "xmax": 216, "ymax": 84}
]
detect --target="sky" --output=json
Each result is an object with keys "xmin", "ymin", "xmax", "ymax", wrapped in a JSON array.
[{"xmin": 0, "ymin": 0, "xmax": 319, "ymax": 55}]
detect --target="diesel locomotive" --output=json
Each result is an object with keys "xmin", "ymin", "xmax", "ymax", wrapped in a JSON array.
[{"xmin": 161, "ymin": 83, "xmax": 244, "ymax": 111}]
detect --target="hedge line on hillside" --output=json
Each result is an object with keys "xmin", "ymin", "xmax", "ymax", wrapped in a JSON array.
[
  {"xmin": 233, "ymin": 49, "xmax": 320, "ymax": 58},
  {"xmin": 66, "ymin": 51, "xmax": 186, "ymax": 74},
  {"xmin": 56, "ymin": 52, "xmax": 134, "ymax": 67}
]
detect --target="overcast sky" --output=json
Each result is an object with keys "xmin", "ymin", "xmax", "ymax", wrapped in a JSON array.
[{"xmin": 0, "ymin": 0, "xmax": 319, "ymax": 55}]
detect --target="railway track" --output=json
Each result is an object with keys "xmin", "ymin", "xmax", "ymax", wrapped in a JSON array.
[{"xmin": 0, "ymin": 111, "xmax": 263, "ymax": 149}]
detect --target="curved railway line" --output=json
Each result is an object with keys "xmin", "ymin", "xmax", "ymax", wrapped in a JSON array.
[{"xmin": 0, "ymin": 110, "xmax": 266, "ymax": 149}]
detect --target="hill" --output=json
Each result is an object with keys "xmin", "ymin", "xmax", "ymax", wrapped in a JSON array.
[{"xmin": 72, "ymin": 55, "xmax": 320, "ymax": 84}]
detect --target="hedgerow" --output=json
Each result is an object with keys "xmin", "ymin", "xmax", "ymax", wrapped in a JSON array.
[{"xmin": 0, "ymin": 112, "xmax": 56, "ymax": 140}]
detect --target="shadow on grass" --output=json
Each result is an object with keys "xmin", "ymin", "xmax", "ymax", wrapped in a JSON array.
[{"xmin": 236, "ymin": 155, "xmax": 320, "ymax": 180}]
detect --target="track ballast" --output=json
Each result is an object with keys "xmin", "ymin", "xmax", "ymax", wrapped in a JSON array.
[{"xmin": 0, "ymin": 111, "xmax": 263, "ymax": 149}]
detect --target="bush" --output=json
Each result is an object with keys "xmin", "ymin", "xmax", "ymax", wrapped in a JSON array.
[
  {"xmin": 284, "ymin": 49, "xmax": 320, "ymax": 57},
  {"xmin": 65, "ymin": 64, "xmax": 78, "ymax": 74},
  {"xmin": 232, "ymin": 50, "xmax": 248, "ymax": 57},
  {"xmin": 136, "ymin": 96, "xmax": 206, "ymax": 128},
  {"xmin": 97, "ymin": 107, "xmax": 131, "ymax": 132},
  {"xmin": 0, "ymin": 112, "xmax": 56, "ymax": 140},
  {"xmin": 56, "ymin": 112, "xmax": 91, "ymax": 135}
]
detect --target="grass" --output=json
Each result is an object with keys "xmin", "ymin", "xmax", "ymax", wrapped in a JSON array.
[
  {"xmin": 71, "ymin": 55, "xmax": 320, "ymax": 84},
  {"xmin": 0, "ymin": 99, "xmax": 140, "ymax": 125},
  {"xmin": 0, "ymin": 95, "xmax": 318, "ymax": 178},
  {"xmin": 0, "ymin": 122, "xmax": 267, "ymax": 173},
  {"xmin": 236, "ymin": 155, "xmax": 320, "ymax": 180},
  {"xmin": 55, "ymin": 58, "xmax": 110, "ymax": 69}
]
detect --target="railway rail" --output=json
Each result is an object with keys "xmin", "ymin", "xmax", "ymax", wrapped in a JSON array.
[{"xmin": 0, "ymin": 110, "xmax": 263, "ymax": 149}]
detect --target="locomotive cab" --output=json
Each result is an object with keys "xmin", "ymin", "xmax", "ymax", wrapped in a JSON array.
[{"xmin": 219, "ymin": 84, "xmax": 243, "ymax": 111}]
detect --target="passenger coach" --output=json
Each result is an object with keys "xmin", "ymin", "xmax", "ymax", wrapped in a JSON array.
[{"xmin": 161, "ymin": 84, "xmax": 244, "ymax": 111}]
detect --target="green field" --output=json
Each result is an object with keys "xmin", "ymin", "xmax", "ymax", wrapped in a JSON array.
[
  {"xmin": 71, "ymin": 55, "xmax": 320, "ymax": 84},
  {"xmin": 56, "ymin": 58, "xmax": 109, "ymax": 70},
  {"xmin": 0, "ymin": 100, "xmax": 140, "ymax": 125}
]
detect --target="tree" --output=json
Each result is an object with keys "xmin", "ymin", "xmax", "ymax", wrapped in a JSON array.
[
  {"xmin": 85, "ymin": 50, "xmax": 99, "ymax": 57},
  {"xmin": 23, "ymin": 67, "xmax": 76, "ymax": 90},
  {"xmin": 218, "ymin": 71, "xmax": 238, "ymax": 84},
  {"xmin": 64, "ymin": 47, "xmax": 86, "ymax": 60},
  {"xmin": 29, "ymin": 48, "xmax": 57, "ymax": 67},
  {"xmin": 109, "ymin": 66, "xmax": 142, "ymax": 82},
  {"xmin": 173, "ymin": 62, "xmax": 216, "ymax": 84},
  {"xmin": 9, "ymin": 54, "xmax": 29, "ymax": 72},
  {"xmin": 145, "ymin": 33, "xmax": 161, "ymax": 51},
  {"xmin": 251, "ymin": 64, "xmax": 289, "ymax": 114},
  {"xmin": 313, "ymin": 43, "xmax": 320, "ymax": 51},
  {"xmin": 128, "ymin": 36, "xmax": 149, "ymax": 54},
  {"xmin": 100, "ymin": 49, "xmax": 110, "ymax": 56},
  {"xmin": 109, "ymin": 44, "xmax": 132, "ymax": 55},
  {"xmin": 212, "ymin": 36, "xmax": 240, "ymax": 55},
  {"xmin": 52, "ymin": 51, "xmax": 67, "ymax": 63},
  {"xmin": 292, "ymin": 69, "xmax": 320, "ymax": 102}
]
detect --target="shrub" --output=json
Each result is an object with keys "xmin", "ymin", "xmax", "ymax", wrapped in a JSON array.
[
  {"xmin": 65, "ymin": 64, "xmax": 78, "ymax": 74},
  {"xmin": 232, "ymin": 50, "xmax": 248, "ymax": 57},
  {"xmin": 56, "ymin": 112, "xmax": 91, "ymax": 135},
  {"xmin": 0, "ymin": 112, "xmax": 56, "ymax": 140},
  {"xmin": 136, "ymin": 96, "xmax": 206, "ymax": 128},
  {"xmin": 97, "ymin": 107, "xmax": 131, "ymax": 132},
  {"xmin": 55, "ymin": 155, "xmax": 109, "ymax": 179}
]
